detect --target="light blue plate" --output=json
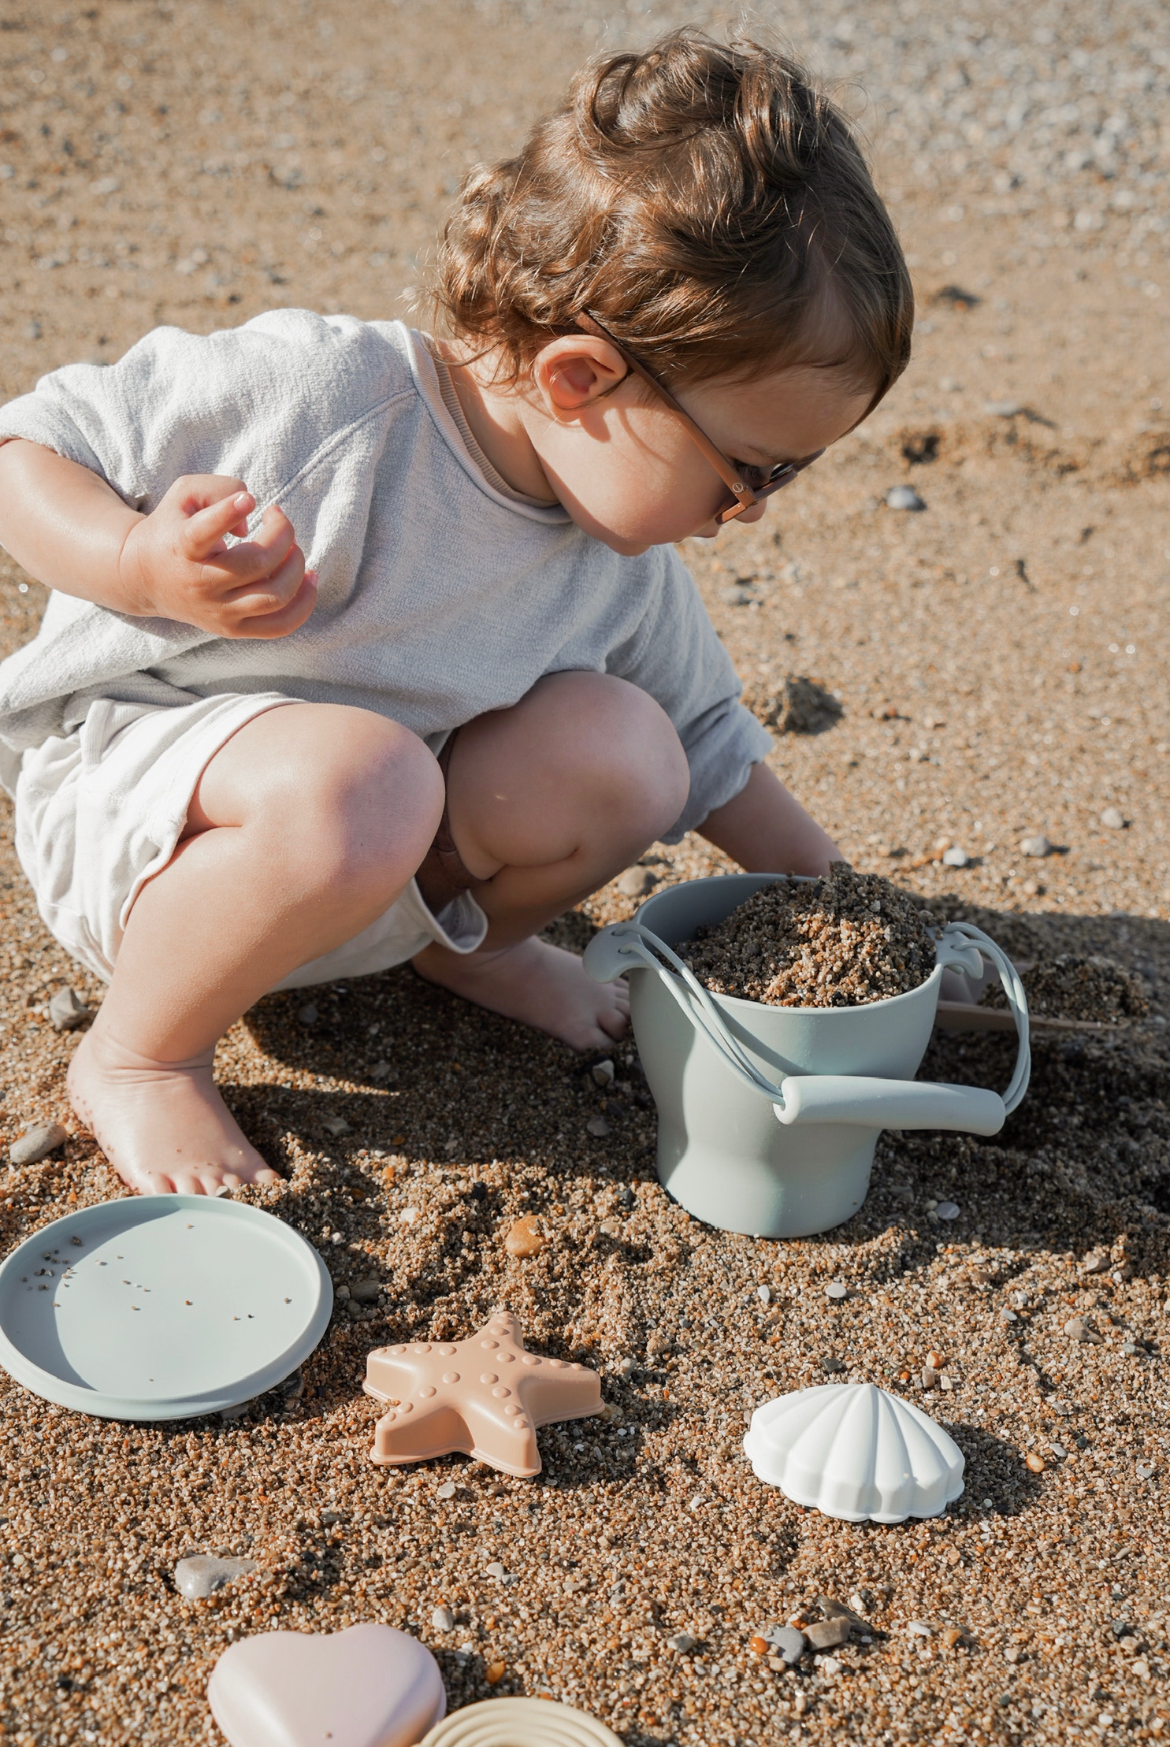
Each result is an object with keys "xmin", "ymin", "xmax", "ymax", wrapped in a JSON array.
[{"xmin": 0, "ymin": 1195, "xmax": 333, "ymax": 1420}]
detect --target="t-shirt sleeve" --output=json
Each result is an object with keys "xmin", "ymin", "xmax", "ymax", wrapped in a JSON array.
[
  {"xmin": 0, "ymin": 308, "xmax": 409, "ymax": 516},
  {"xmin": 606, "ymin": 546, "xmax": 773, "ymax": 841}
]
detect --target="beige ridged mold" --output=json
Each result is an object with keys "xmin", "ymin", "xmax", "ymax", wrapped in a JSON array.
[{"xmin": 417, "ymin": 1697, "xmax": 623, "ymax": 1747}]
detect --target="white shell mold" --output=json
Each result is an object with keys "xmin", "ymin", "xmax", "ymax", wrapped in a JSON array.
[{"xmin": 744, "ymin": 1382, "xmax": 965, "ymax": 1523}]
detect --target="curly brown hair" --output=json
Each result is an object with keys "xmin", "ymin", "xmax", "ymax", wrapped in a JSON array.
[{"xmin": 432, "ymin": 29, "xmax": 913, "ymax": 407}]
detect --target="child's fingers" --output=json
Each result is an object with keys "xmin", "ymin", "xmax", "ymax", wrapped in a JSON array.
[
  {"xmin": 182, "ymin": 490, "xmax": 257, "ymax": 560},
  {"xmin": 209, "ymin": 505, "xmax": 299, "ymax": 588},
  {"xmin": 230, "ymin": 569, "xmax": 319, "ymax": 640},
  {"xmin": 220, "ymin": 535, "xmax": 307, "ymax": 611}
]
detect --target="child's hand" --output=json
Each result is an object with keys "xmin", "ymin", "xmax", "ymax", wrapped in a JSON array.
[{"xmin": 118, "ymin": 475, "xmax": 318, "ymax": 638}]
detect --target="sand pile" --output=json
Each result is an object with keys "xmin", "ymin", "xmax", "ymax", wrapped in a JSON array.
[
  {"xmin": 681, "ymin": 865, "xmax": 936, "ymax": 1008},
  {"xmin": 982, "ymin": 955, "xmax": 1150, "ymax": 1023}
]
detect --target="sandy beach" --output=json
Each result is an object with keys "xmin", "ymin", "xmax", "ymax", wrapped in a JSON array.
[{"xmin": 0, "ymin": 1, "xmax": 1168, "ymax": 1742}]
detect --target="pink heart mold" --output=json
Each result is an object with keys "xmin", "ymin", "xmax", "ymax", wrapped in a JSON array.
[{"xmin": 207, "ymin": 1622, "xmax": 446, "ymax": 1747}]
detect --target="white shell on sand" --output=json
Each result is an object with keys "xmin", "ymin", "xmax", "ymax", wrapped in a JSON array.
[
  {"xmin": 744, "ymin": 1382, "xmax": 965, "ymax": 1523},
  {"xmin": 418, "ymin": 1697, "xmax": 623, "ymax": 1747}
]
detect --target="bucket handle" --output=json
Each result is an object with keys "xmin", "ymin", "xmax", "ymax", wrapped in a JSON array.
[{"xmin": 583, "ymin": 918, "xmax": 1030, "ymax": 1133}]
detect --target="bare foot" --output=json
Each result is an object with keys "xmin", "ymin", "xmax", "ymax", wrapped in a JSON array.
[
  {"xmin": 413, "ymin": 936, "xmax": 630, "ymax": 1052},
  {"xmin": 67, "ymin": 1026, "xmax": 282, "ymax": 1196}
]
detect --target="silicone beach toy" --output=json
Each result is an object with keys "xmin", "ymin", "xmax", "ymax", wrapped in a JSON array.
[
  {"xmin": 419, "ymin": 1696, "xmax": 624, "ymax": 1746},
  {"xmin": 364, "ymin": 1309, "xmax": 601, "ymax": 1477},
  {"xmin": 584, "ymin": 873, "xmax": 1029, "ymax": 1238},
  {"xmin": 0, "ymin": 1195, "xmax": 332, "ymax": 1420},
  {"xmin": 207, "ymin": 1623, "xmax": 445, "ymax": 1747},
  {"xmin": 744, "ymin": 1382, "xmax": 965, "ymax": 1523}
]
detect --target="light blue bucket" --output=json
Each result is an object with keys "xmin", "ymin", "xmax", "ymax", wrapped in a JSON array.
[{"xmin": 585, "ymin": 874, "xmax": 1030, "ymax": 1238}]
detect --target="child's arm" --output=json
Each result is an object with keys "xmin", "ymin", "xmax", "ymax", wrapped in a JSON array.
[
  {"xmin": 0, "ymin": 439, "xmax": 317, "ymax": 638},
  {"xmin": 699, "ymin": 762, "xmax": 844, "ymax": 877}
]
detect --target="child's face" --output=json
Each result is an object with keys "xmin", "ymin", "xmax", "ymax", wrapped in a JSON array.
[{"xmin": 527, "ymin": 345, "xmax": 874, "ymax": 557}]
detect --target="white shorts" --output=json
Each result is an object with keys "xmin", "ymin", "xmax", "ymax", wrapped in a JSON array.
[{"xmin": 13, "ymin": 691, "xmax": 489, "ymax": 990}]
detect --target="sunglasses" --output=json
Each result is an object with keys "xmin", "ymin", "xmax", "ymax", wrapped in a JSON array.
[{"xmin": 577, "ymin": 310, "xmax": 824, "ymax": 524}]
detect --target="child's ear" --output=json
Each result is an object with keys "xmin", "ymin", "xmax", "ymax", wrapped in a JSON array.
[{"xmin": 532, "ymin": 336, "xmax": 627, "ymax": 421}]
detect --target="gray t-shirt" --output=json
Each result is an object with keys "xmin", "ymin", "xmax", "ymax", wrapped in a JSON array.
[{"xmin": 0, "ymin": 309, "xmax": 771, "ymax": 834}]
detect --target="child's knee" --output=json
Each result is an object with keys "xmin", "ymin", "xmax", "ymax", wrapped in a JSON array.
[
  {"xmin": 564, "ymin": 674, "xmax": 690, "ymax": 837},
  {"xmin": 278, "ymin": 708, "xmax": 443, "ymax": 889}
]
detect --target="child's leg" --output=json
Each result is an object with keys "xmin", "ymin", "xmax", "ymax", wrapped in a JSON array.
[
  {"xmin": 413, "ymin": 671, "xmax": 691, "ymax": 1050},
  {"xmin": 68, "ymin": 704, "xmax": 444, "ymax": 1195}
]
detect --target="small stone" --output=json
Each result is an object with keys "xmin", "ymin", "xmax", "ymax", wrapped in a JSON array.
[
  {"xmin": 1020, "ymin": 834, "xmax": 1052, "ymax": 859},
  {"xmin": 586, "ymin": 1115, "xmax": 611, "ymax": 1138},
  {"xmin": 599, "ymin": 1218, "xmax": 621, "ymax": 1237},
  {"xmin": 503, "ymin": 1215, "xmax": 544, "ymax": 1258},
  {"xmin": 1100, "ymin": 807, "xmax": 1126, "ymax": 830},
  {"xmin": 1080, "ymin": 1250, "xmax": 1110, "ymax": 1274},
  {"xmin": 320, "ymin": 1115, "xmax": 350, "ymax": 1137},
  {"xmin": 848, "ymin": 1590, "xmax": 874, "ymax": 1616},
  {"xmin": 48, "ymin": 987, "xmax": 91, "ymax": 1031},
  {"xmin": 10, "ymin": 1122, "xmax": 69, "ymax": 1166},
  {"xmin": 399, "ymin": 1207, "xmax": 420, "ymax": 1225},
  {"xmin": 590, "ymin": 1058, "xmax": 615, "ymax": 1087},
  {"xmin": 667, "ymin": 1633, "xmax": 696, "ymax": 1654},
  {"xmin": 1004, "ymin": 1644, "xmax": 1022, "ymax": 1664},
  {"xmin": 824, "ymin": 1280, "xmax": 847, "ymax": 1300},
  {"xmin": 432, "ymin": 1605, "xmax": 455, "ymax": 1632},
  {"xmin": 484, "ymin": 1661, "xmax": 506, "ymax": 1686},
  {"xmin": 1064, "ymin": 1316, "xmax": 1102, "ymax": 1344},
  {"xmin": 749, "ymin": 1635, "xmax": 769, "ymax": 1655},
  {"xmin": 985, "ymin": 399, "xmax": 1023, "ymax": 417},
  {"xmin": 1026, "ymin": 1452, "xmax": 1046, "ymax": 1473},
  {"xmin": 924, "ymin": 1350, "xmax": 946, "ymax": 1370},
  {"xmin": 1122, "ymin": 1341, "xmax": 1143, "ymax": 1357},
  {"xmin": 1136, "ymin": 1461, "xmax": 1156, "ymax": 1480},
  {"xmin": 941, "ymin": 847, "xmax": 969, "ymax": 868},
  {"xmin": 485, "ymin": 1561, "xmax": 507, "ymax": 1580},
  {"xmin": 723, "ymin": 585, "xmax": 754, "ymax": 606},
  {"xmin": 766, "ymin": 1625, "xmax": 807, "ymax": 1664},
  {"xmin": 173, "ymin": 1554, "xmax": 257, "ymax": 1600},
  {"xmin": 615, "ymin": 1357, "xmax": 636, "ymax": 1377},
  {"xmin": 806, "ymin": 1618, "xmax": 850, "ymax": 1651},
  {"xmin": 756, "ymin": 1284, "xmax": 771, "ymax": 1305},
  {"xmin": 821, "ymin": 1354, "xmax": 845, "ymax": 1374},
  {"xmin": 369, "ymin": 1060, "xmax": 393, "ymax": 1081},
  {"xmin": 297, "ymin": 1003, "xmax": 318, "ymax": 1025},
  {"xmin": 885, "ymin": 485, "xmax": 926, "ymax": 511},
  {"xmin": 349, "ymin": 1278, "xmax": 382, "ymax": 1302},
  {"xmin": 941, "ymin": 1627, "xmax": 965, "ymax": 1649},
  {"xmin": 905, "ymin": 1621, "xmax": 932, "ymax": 1639},
  {"xmin": 818, "ymin": 1655, "xmax": 843, "ymax": 1675},
  {"xmin": 617, "ymin": 866, "xmax": 657, "ymax": 898},
  {"xmin": 921, "ymin": 1366, "xmax": 940, "ymax": 1388},
  {"xmin": 1000, "ymin": 1307, "xmax": 1018, "ymax": 1322},
  {"xmin": 436, "ymin": 1481, "xmax": 457, "ymax": 1500},
  {"xmin": 936, "ymin": 1201, "xmax": 960, "ymax": 1220}
]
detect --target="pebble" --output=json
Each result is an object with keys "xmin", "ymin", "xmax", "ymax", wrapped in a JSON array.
[
  {"xmin": 925, "ymin": 1350, "xmax": 946, "ymax": 1370},
  {"xmin": 485, "ymin": 1561, "xmax": 507, "ymax": 1579},
  {"xmin": 941, "ymin": 846, "xmax": 970, "ymax": 868},
  {"xmin": 824, "ymin": 1280, "xmax": 847, "ymax": 1300},
  {"xmin": 399, "ymin": 1207, "xmax": 420, "ymax": 1225},
  {"xmin": 806, "ymin": 1618, "xmax": 851, "ymax": 1651},
  {"xmin": 1136, "ymin": 1462, "xmax": 1156, "ymax": 1480},
  {"xmin": 1026, "ymin": 1452, "xmax": 1046, "ymax": 1473},
  {"xmin": 1079, "ymin": 1250, "xmax": 1110, "ymax": 1274},
  {"xmin": 985, "ymin": 399, "xmax": 1024, "ymax": 417},
  {"xmin": 936, "ymin": 1201, "xmax": 960, "ymax": 1220},
  {"xmin": 818, "ymin": 1655, "xmax": 844, "ymax": 1675},
  {"xmin": 590, "ymin": 1058, "xmax": 615, "ymax": 1087},
  {"xmin": 941, "ymin": 1627, "xmax": 965, "ymax": 1649},
  {"xmin": 349, "ymin": 1278, "xmax": 382, "ymax": 1302},
  {"xmin": 667, "ymin": 1633, "xmax": 696, "ymax": 1653},
  {"xmin": 435, "ymin": 1482, "xmax": 456, "ymax": 1500},
  {"xmin": 48, "ymin": 986, "xmax": 91, "ymax": 1031},
  {"xmin": 905, "ymin": 1622, "xmax": 932, "ymax": 1639},
  {"xmin": 756, "ymin": 1284, "xmax": 771, "ymax": 1304},
  {"xmin": 885, "ymin": 485, "xmax": 926, "ymax": 511},
  {"xmin": 821, "ymin": 1354, "xmax": 845, "ymax": 1374},
  {"xmin": 586, "ymin": 1115, "xmax": 610, "ymax": 1137},
  {"xmin": 617, "ymin": 866, "xmax": 657, "ymax": 898},
  {"xmin": 1064, "ymin": 1316, "xmax": 1102, "ymax": 1344},
  {"xmin": 297, "ymin": 1003, "xmax": 318, "ymax": 1025},
  {"xmin": 1100, "ymin": 807, "xmax": 1126, "ymax": 830},
  {"xmin": 432, "ymin": 1605, "xmax": 455, "ymax": 1632},
  {"xmin": 1121, "ymin": 1341, "xmax": 1143, "ymax": 1357},
  {"xmin": 503, "ymin": 1214, "xmax": 544, "ymax": 1258},
  {"xmin": 922, "ymin": 1366, "xmax": 940, "ymax": 1388},
  {"xmin": 1020, "ymin": 833, "xmax": 1052, "ymax": 858},
  {"xmin": 1000, "ymin": 1307, "xmax": 1018, "ymax": 1322},
  {"xmin": 10, "ymin": 1122, "xmax": 69, "ymax": 1166},
  {"xmin": 765, "ymin": 1625, "xmax": 808, "ymax": 1664},
  {"xmin": 484, "ymin": 1661, "xmax": 506, "ymax": 1685},
  {"xmin": 173, "ymin": 1554, "xmax": 257, "ymax": 1600}
]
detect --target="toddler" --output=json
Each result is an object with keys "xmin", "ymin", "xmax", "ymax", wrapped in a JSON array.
[{"xmin": 0, "ymin": 31, "xmax": 912, "ymax": 1196}]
